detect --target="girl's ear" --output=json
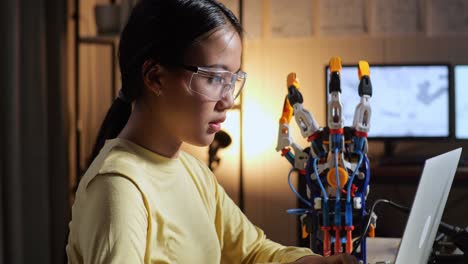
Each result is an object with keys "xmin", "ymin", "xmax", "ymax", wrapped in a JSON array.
[{"xmin": 142, "ymin": 60, "xmax": 163, "ymax": 96}]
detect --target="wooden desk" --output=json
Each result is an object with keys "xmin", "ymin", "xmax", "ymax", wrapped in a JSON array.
[
  {"xmin": 366, "ymin": 237, "xmax": 466, "ymax": 264},
  {"xmin": 366, "ymin": 237, "xmax": 400, "ymax": 263}
]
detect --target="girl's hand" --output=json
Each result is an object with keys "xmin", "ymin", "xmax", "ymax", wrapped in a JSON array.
[{"xmin": 290, "ymin": 254, "xmax": 359, "ymax": 264}]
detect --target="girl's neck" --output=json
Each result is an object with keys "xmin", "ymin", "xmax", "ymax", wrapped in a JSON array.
[{"xmin": 118, "ymin": 103, "xmax": 182, "ymax": 159}]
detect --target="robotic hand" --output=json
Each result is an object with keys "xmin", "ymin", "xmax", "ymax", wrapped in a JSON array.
[{"xmin": 276, "ymin": 57, "xmax": 374, "ymax": 263}]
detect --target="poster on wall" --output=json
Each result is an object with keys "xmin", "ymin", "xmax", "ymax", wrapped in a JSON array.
[
  {"xmin": 271, "ymin": 0, "xmax": 314, "ymax": 38},
  {"xmin": 319, "ymin": 0, "xmax": 367, "ymax": 35},
  {"xmin": 427, "ymin": 0, "xmax": 468, "ymax": 35},
  {"xmin": 369, "ymin": 0, "xmax": 422, "ymax": 35}
]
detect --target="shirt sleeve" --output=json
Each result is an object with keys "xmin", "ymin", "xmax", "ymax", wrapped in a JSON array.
[
  {"xmin": 78, "ymin": 174, "xmax": 148, "ymax": 264},
  {"xmin": 212, "ymin": 175, "xmax": 318, "ymax": 264}
]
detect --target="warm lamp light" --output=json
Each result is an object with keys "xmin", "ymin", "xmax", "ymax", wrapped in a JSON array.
[{"xmin": 243, "ymin": 100, "xmax": 280, "ymax": 160}]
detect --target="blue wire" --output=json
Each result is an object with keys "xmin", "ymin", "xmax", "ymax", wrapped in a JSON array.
[
  {"xmin": 313, "ymin": 157, "xmax": 328, "ymax": 202},
  {"xmin": 286, "ymin": 208, "xmax": 309, "ymax": 215},
  {"xmin": 363, "ymin": 155, "xmax": 370, "ymax": 190},
  {"xmin": 312, "ymin": 155, "xmax": 331, "ymax": 226},
  {"xmin": 288, "ymin": 168, "xmax": 312, "ymax": 207},
  {"xmin": 334, "ymin": 148, "xmax": 340, "ymax": 200},
  {"xmin": 305, "ymin": 151, "xmax": 315, "ymax": 192},
  {"xmin": 334, "ymin": 147, "xmax": 342, "ymax": 227},
  {"xmin": 347, "ymin": 151, "xmax": 364, "ymax": 203}
]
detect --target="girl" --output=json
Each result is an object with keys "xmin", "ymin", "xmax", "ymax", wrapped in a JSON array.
[{"xmin": 66, "ymin": 1, "xmax": 357, "ymax": 263}]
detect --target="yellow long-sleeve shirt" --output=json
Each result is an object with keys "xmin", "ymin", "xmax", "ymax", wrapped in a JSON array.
[{"xmin": 66, "ymin": 138, "xmax": 316, "ymax": 263}]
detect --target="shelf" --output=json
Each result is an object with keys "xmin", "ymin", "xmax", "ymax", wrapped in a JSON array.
[
  {"xmin": 75, "ymin": 33, "xmax": 119, "ymax": 179},
  {"xmin": 371, "ymin": 165, "xmax": 468, "ymax": 184},
  {"xmin": 79, "ymin": 35, "xmax": 119, "ymax": 45}
]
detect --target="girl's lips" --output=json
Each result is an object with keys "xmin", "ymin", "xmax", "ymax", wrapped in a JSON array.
[
  {"xmin": 208, "ymin": 115, "xmax": 225, "ymax": 133},
  {"xmin": 208, "ymin": 122, "xmax": 221, "ymax": 133}
]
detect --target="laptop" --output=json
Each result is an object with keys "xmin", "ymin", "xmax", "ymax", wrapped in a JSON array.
[{"xmin": 367, "ymin": 148, "xmax": 462, "ymax": 264}]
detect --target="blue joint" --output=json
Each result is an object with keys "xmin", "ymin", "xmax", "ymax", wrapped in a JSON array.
[
  {"xmin": 362, "ymin": 156, "xmax": 370, "ymax": 191},
  {"xmin": 323, "ymin": 201, "xmax": 330, "ymax": 226},
  {"xmin": 333, "ymin": 148, "xmax": 341, "ymax": 227},
  {"xmin": 334, "ymin": 199, "xmax": 341, "ymax": 227},
  {"xmin": 285, "ymin": 151, "xmax": 295, "ymax": 167},
  {"xmin": 312, "ymin": 140, "xmax": 326, "ymax": 158},
  {"xmin": 345, "ymin": 201, "xmax": 353, "ymax": 226},
  {"xmin": 354, "ymin": 136, "xmax": 364, "ymax": 152},
  {"xmin": 305, "ymin": 154, "xmax": 316, "ymax": 193},
  {"xmin": 331, "ymin": 134, "xmax": 342, "ymax": 150}
]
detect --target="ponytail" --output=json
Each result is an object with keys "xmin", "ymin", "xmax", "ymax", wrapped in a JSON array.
[{"xmin": 88, "ymin": 94, "xmax": 132, "ymax": 165}]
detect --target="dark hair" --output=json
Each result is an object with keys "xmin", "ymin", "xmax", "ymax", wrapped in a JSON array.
[{"xmin": 89, "ymin": 0, "xmax": 243, "ymax": 163}]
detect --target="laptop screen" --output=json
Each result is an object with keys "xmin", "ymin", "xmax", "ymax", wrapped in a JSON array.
[{"xmin": 395, "ymin": 148, "xmax": 461, "ymax": 264}]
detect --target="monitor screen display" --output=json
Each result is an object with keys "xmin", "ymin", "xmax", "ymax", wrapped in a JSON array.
[
  {"xmin": 455, "ymin": 65, "xmax": 468, "ymax": 139},
  {"xmin": 326, "ymin": 65, "xmax": 450, "ymax": 138}
]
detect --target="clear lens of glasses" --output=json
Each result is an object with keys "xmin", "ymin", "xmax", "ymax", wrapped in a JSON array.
[{"xmin": 188, "ymin": 68, "xmax": 246, "ymax": 100}]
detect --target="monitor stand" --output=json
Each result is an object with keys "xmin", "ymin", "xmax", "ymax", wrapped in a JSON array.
[
  {"xmin": 379, "ymin": 141, "xmax": 399, "ymax": 166},
  {"xmin": 383, "ymin": 140, "xmax": 396, "ymax": 159}
]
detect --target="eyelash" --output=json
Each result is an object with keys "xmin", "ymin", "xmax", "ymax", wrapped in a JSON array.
[{"xmin": 207, "ymin": 75, "xmax": 225, "ymax": 84}]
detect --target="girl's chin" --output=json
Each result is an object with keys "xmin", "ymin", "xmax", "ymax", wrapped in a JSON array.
[{"xmin": 186, "ymin": 133, "xmax": 216, "ymax": 147}]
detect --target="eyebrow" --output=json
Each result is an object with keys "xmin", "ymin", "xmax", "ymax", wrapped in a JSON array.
[{"xmin": 205, "ymin": 64, "xmax": 241, "ymax": 72}]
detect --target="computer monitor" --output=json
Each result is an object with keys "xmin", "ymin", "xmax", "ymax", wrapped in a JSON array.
[
  {"xmin": 325, "ymin": 64, "xmax": 451, "ymax": 139},
  {"xmin": 454, "ymin": 65, "xmax": 468, "ymax": 139}
]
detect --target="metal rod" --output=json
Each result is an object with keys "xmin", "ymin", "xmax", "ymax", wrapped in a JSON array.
[
  {"xmin": 111, "ymin": 43, "xmax": 116, "ymax": 99},
  {"xmin": 238, "ymin": 0, "xmax": 245, "ymax": 212},
  {"xmin": 74, "ymin": 0, "xmax": 81, "ymax": 184}
]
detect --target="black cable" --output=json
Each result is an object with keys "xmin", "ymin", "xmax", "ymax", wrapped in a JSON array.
[
  {"xmin": 352, "ymin": 199, "xmax": 410, "ymax": 254},
  {"xmin": 437, "ymin": 222, "xmax": 468, "ymax": 254},
  {"xmin": 350, "ymin": 198, "xmax": 468, "ymax": 262}
]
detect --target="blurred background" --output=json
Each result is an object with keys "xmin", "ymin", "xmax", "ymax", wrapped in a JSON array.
[{"xmin": 2, "ymin": 0, "xmax": 468, "ymax": 263}]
